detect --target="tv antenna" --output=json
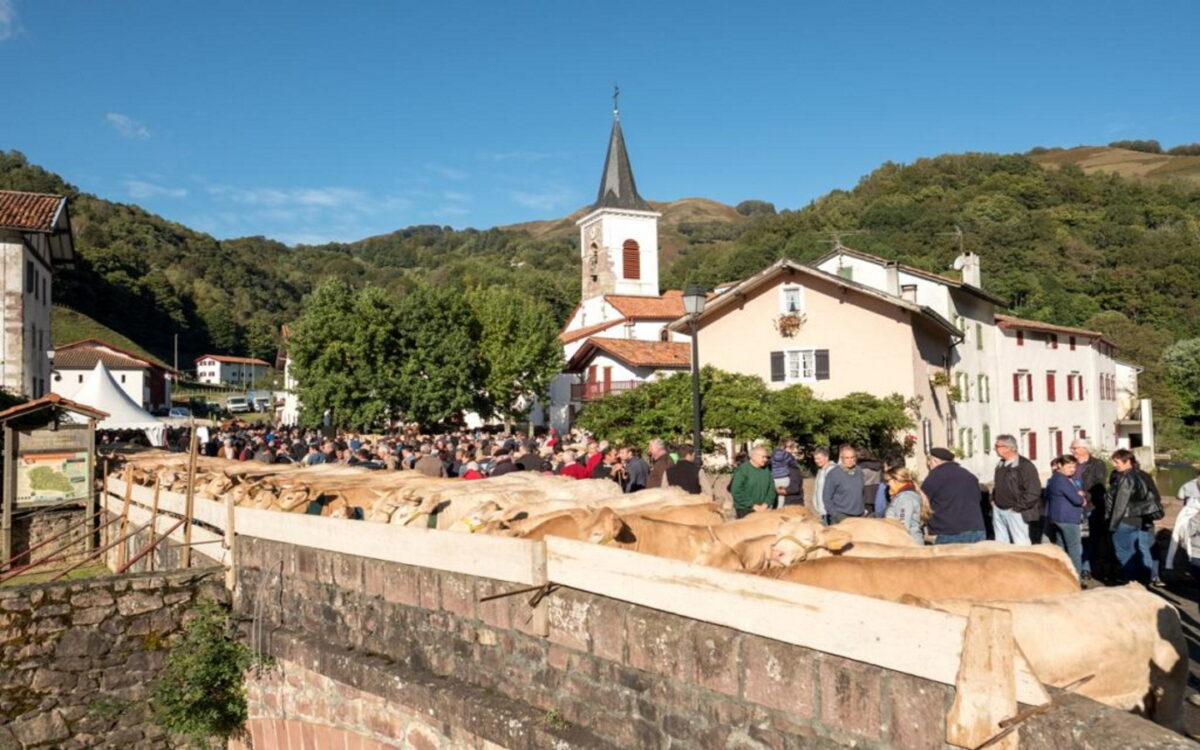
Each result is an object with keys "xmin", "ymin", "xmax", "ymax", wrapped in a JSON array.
[
  {"xmin": 817, "ymin": 230, "xmax": 865, "ymax": 250},
  {"xmin": 938, "ymin": 225, "xmax": 965, "ymax": 254}
]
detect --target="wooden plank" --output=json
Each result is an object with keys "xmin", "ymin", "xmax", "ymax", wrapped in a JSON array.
[
  {"xmin": 183, "ymin": 420, "xmax": 198, "ymax": 567},
  {"xmin": 148, "ymin": 478, "xmax": 161, "ymax": 573},
  {"xmin": 946, "ymin": 606, "xmax": 1019, "ymax": 750},
  {"xmin": 108, "ymin": 479, "xmax": 226, "ymax": 528},
  {"xmin": 544, "ymin": 537, "xmax": 1047, "ymax": 705},
  {"xmin": 234, "ymin": 505, "xmax": 545, "ymax": 586},
  {"xmin": 102, "ymin": 489, "xmax": 225, "ymax": 564},
  {"xmin": 224, "ymin": 492, "xmax": 235, "ymax": 591},
  {"xmin": 117, "ymin": 466, "xmax": 132, "ymax": 568},
  {"xmin": 1, "ymin": 425, "xmax": 13, "ymax": 568}
]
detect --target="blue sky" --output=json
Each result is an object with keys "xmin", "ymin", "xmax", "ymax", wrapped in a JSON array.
[{"xmin": 2, "ymin": 1, "xmax": 1197, "ymax": 245}]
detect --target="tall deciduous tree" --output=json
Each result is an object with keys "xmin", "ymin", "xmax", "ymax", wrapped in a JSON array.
[
  {"xmin": 391, "ymin": 285, "xmax": 485, "ymax": 427},
  {"xmin": 469, "ymin": 287, "xmax": 563, "ymax": 425},
  {"xmin": 1163, "ymin": 337, "xmax": 1200, "ymax": 419}
]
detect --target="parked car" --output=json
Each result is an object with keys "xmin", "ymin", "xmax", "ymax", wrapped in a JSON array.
[
  {"xmin": 253, "ymin": 396, "xmax": 271, "ymax": 412},
  {"xmin": 168, "ymin": 407, "xmax": 191, "ymax": 418},
  {"xmin": 226, "ymin": 396, "xmax": 250, "ymax": 414}
]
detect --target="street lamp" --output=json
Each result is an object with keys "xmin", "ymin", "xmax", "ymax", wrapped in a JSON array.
[{"xmin": 682, "ymin": 283, "xmax": 707, "ymax": 461}]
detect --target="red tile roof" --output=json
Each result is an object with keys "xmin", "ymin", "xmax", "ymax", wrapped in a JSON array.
[
  {"xmin": 604, "ymin": 290, "xmax": 686, "ymax": 319},
  {"xmin": 0, "ymin": 393, "xmax": 108, "ymax": 423},
  {"xmin": 195, "ymin": 354, "xmax": 272, "ymax": 367},
  {"xmin": 995, "ymin": 314, "xmax": 1114, "ymax": 347},
  {"xmin": 53, "ymin": 348, "xmax": 149, "ymax": 371},
  {"xmin": 0, "ymin": 190, "xmax": 66, "ymax": 233},
  {"xmin": 559, "ymin": 319, "xmax": 622, "ymax": 345},
  {"xmin": 567, "ymin": 337, "xmax": 691, "ymax": 371},
  {"xmin": 55, "ymin": 338, "xmax": 176, "ymax": 373}
]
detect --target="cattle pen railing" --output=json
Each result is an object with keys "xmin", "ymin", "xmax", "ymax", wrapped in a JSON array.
[{"xmin": 102, "ymin": 474, "xmax": 1051, "ymax": 746}]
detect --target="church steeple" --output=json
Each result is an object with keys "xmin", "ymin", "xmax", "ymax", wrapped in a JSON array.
[{"xmin": 593, "ymin": 106, "xmax": 651, "ymax": 212}]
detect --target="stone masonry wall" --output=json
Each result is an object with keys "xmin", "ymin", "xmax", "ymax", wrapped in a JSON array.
[
  {"xmin": 235, "ymin": 536, "xmax": 950, "ymax": 749},
  {"xmin": 9, "ymin": 506, "xmax": 91, "ymax": 570},
  {"xmin": 235, "ymin": 536, "xmax": 1198, "ymax": 750},
  {"xmin": 0, "ymin": 566, "xmax": 226, "ymax": 749}
]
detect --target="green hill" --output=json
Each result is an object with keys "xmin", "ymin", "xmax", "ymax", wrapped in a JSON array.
[
  {"xmin": 50, "ymin": 306, "xmax": 168, "ymax": 367},
  {"xmin": 5, "ymin": 146, "xmax": 1200, "ymax": 431}
]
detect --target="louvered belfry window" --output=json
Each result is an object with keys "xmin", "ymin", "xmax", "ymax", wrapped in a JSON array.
[{"xmin": 622, "ymin": 240, "xmax": 641, "ymax": 279}]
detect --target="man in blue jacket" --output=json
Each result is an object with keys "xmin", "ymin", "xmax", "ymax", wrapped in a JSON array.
[{"xmin": 921, "ymin": 447, "xmax": 986, "ymax": 544}]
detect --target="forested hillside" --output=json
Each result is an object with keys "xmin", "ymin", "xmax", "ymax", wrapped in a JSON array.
[{"xmin": 4, "ymin": 147, "xmax": 1200, "ymax": 434}]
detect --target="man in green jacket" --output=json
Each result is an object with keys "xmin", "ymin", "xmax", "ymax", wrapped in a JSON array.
[{"xmin": 731, "ymin": 447, "xmax": 775, "ymax": 518}]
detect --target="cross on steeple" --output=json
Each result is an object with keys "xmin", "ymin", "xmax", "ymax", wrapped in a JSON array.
[{"xmin": 613, "ymin": 84, "xmax": 620, "ymax": 118}]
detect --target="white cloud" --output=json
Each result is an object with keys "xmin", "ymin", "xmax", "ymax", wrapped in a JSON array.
[
  {"xmin": 124, "ymin": 179, "xmax": 187, "ymax": 199},
  {"xmin": 479, "ymin": 150, "xmax": 556, "ymax": 162},
  {"xmin": 441, "ymin": 190, "xmax": 471, "ymax": 202},
  {"xmin": 105, "ymin": 112, "xmax": 150, "ymax": 140},
  {"xmin": 510, "ymin": 187, "xmax": 576, "ymax": 212},
  {"xmin": 425, "ymin": 163, "xmax": 469, "ymax": 181},
  {"xmin": 0, "ymin": 0, "xmax": 18, "ymax": 42}
]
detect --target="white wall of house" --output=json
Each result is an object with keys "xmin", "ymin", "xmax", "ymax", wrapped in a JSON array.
[
  {"xmin": 53, "ymin": 367, "xmax": 148, "ymax": 408},
  {"xmin": 1, "ymin": 236, "xmax": 53, "ymax": 398},
  {"xmin": 994, "ymin": 327, "xmax": 1118, "ymax": 473}
]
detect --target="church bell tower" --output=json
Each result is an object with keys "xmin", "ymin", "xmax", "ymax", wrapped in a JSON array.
[{"xmin": 576, "ymin": 98, "xmax": 661, "ymax": 299}]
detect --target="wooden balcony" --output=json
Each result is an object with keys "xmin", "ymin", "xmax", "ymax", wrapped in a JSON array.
[{"xmin": 570, "ymin": 380, "xmax": 641, "ymax": 402}]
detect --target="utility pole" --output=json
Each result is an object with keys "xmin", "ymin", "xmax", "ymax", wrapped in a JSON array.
[{"xmin": 173, "ymin": 334, "xmax": 178, "ymax": 373}]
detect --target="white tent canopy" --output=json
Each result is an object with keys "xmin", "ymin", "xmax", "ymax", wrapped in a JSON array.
[{"xmin": 66, "ymin": 361, "xmax": 166, "ymax": 446}]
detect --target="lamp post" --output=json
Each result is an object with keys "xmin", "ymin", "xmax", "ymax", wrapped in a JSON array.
[{"xmin": 682, "ymin": 283, "xmax": 707, "ymax": 461}]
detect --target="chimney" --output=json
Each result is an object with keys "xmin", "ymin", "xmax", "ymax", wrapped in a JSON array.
[
  {"xmin": 884, "ymin": 261, "xmax": 901, "ymax": 297},
  {"xmin": 901, "ymin": 284, "xmax": 917, "ymax": 303},
  {"xmin": 957, "ymin": 252, "xmax": 981, "ymax": 288}
]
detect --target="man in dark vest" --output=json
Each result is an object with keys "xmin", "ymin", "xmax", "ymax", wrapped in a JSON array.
[
  {"xmin": 664, "ymin": 445, "xmax": 713, "ymax": 496},
  {"xmin": 1071, "ymin": 437, "xmax": 1112, "ymax": 580}
]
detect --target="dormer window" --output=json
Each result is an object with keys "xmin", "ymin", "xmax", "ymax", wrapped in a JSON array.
[{"xmin": 779, "ymin": 285, "xmax": 804, "ymax": 314}]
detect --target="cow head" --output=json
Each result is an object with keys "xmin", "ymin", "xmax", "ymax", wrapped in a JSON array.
[
  {"xmin": 767, "ymin": 519, "xmax": 851, "ymax": 567},
  {"xmin": 581, "ymin": 507, "xmax": 627, "ymax": 546}
]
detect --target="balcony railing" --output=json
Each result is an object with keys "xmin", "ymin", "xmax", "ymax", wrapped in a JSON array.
[{"xmin": 570, "ymin": 380, "xmax": 641, "ymax": 402}]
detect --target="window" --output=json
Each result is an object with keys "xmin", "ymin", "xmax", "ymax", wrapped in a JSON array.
[
  {"xmin": 975, "ymin": 322, "xmax": 983, "ymax": 351},
  {"xmin": 1021, "ymin": 429, "xmax": 1038, "ymax": 461},
  {"xmin": 780, "ymin": 285, "xmax": 804, "ymax": 314},
  {"xmin": 1045, "ymin": 371, "xmax": 1056, "ymax": 402},
  {"xmin": 1047, "ymin": 333, "xmax": 1058, "ymax": 350},
  {"xmin": 41, "ymin": 278, "xmax": 46, "ymax": 304},
  {"xmin": 1012, "ymin": 370, "xmax": 1033, "ymax": 402},
  {"xmin": 770, "ymin": 349, "xmax": 829, "ymax": 383},
  {"xmin": 983, "ymin": 424, "xmax": 992, "ymax": 454},
  {"xmin": 1016, "ymin": 330, "xmax": 1024, "ymax": 346},
  {"xmin": 1051, "ymin": 428, "xmax": 1064, "ymax": 457},
  {"xmin": 659, "ymin": 327, "xmax": 669, "ymax": 342},
  {"xmin": 78, "ymin": 374, "xmax": 83, "ymax": 383},
  {"xmin": 120, "ymin": 374, "xmax": 126, "ymax": 384},
  {"xmin": 956, "ymin": 372, "xmax": 970, "ymax": 402},
  {"xmin": 25, "ymin": 260, "xmax": 33, "ymax": 294},
  {"xmin": 622, "ymin": 240, "xmax": 640, "ymax": 280},
  {"xmin": 958, "ymin": 427, "xmax": 975, "ymax": 458},
  {"xmin": 977, "ymin": 374, "xmax": 990, "ymax": 403},
  {"xmin": 1069, "ymin": 336, "xmax": 1076, "ymax": 351}
]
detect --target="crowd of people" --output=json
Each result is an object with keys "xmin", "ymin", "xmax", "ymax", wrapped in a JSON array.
[{"xmin": 107, "ymin": 421, "xmax": 1196, "ymax": 589}]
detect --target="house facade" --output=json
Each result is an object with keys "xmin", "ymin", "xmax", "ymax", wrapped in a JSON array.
[
  {"xmin": 667, "ymin": 259, "xmax": 959, "ymax": 468},
  {"xmin": 0, "ymin": 190, "xmax": 76, "ymax": 399},
  {"xmin": 51, "ymin": 339, "xmax": 176, "ymax": 411},
  {"xmin": 195, "ymin": 354, "xmax": 271, "ymax": 387}
]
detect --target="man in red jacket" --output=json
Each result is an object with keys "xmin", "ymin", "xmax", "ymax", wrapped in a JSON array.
[{"xmin": 559, "ymin": 450, "xmax": 590, "ymax": 480}]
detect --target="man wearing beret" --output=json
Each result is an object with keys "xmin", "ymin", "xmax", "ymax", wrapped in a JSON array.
[{"xmin": 920, "ymin": 447, "xmax": 986, "ymax": 544}]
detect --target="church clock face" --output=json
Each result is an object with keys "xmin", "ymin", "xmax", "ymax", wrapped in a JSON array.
[{"xmin": 587, "ymin": 224, "xmax": 600, "ymax": 244}]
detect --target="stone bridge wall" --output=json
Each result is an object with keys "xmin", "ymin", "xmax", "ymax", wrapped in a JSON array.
[
  {"xmin": 234, "ymin": 536, "xmax": 950, "ymax": 749},
  {"xmin": 0, "ymin": 567, "xmax": 226, "ymax": 749}
]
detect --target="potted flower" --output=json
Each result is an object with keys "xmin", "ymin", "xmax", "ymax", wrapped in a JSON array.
[{"xmin": 774, "ymin": 312, "xmax": 807, "ymax": 338}]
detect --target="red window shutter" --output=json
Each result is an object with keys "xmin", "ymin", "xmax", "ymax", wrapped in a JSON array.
[
  {"xmin": 622, "ymin": 240, "xmax": 641, "ymax": 280},
  {"xmin": 1050, "ymin": 334, "xmax": 1058, "ymax": 349},
  {"xmin": 1055, "ymin": 431, "xmax": 1063, "ymax": 457},
  {"xmin": 1017, "ymin": 331, "xmax": 1024, "ymax": 346},
  {"xmin": 1079, "ymin": 429, "xmax": 1087, "ymax": 439},
  {"xmin": 1028, "ymin": 432, "xmax": 1038, "ymax": 461},
  {"xmin": 1069, "ymin": 336, "xmax": 1076, "ymax": 351},
  {"xmin": 1026, "ymin": 373, "xmax": 1034, "ymax": 402},
  {"xmin": 1012, "ymin": 373, "xmax": 1020, "ymax": 401},
  {"xmin": 1046, "ymin": 373, "xmax": 1056, "ymax": 402},
  {"xmin": 1066, "ymin": 375, "xmax": 1074, "ymax": 401}
]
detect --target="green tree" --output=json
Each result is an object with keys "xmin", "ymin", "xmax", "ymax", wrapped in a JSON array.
[
  {"xmin": 391, "ymin": 284, "xmax": 486, "ymax": 427},
  {"xmin": 1163, "ymin": 337, "xmax": 1200, "ymax": 419},
  {"xmin": 468, "ymin": 287, "xmax": 563, "ymax": 425},
  {"xmin": 288, "ymin": 279, "xmax": 404, "ymax": 429}
]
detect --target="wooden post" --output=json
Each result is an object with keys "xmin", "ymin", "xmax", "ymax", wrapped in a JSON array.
[
  {"xmin": 1, "ymin": 425, "xmax": 14, "ymax": 570},
  {"xmin": 86, "ymin": 423, "xmax": 97, "ymax": 553},
  {"xmin": 147, "ymin": 476, "xmax": 161, "ymax": 573},
  {"xmin": 183, "ymin": 418, "xmax": 197, "ymax": 568},
  {"xmin": 529, "ymin": 541, "xmax": 549, "ymax": 637},
  {"xmin": 100, "ymin": 458, "xmax": 109, "ymax": 551},
  {"xmin": 946, "ymin": 605, "xmax": 1019, "ymax": 750},
  {"xmin": 224, "ymin": 491, "xmax": 235, "ymax": 591},
  {"xmin": 117, "ymin": 465, "xmax": 132, "ymax": 569}
]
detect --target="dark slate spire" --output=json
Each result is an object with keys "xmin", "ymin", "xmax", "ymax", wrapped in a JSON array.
[{"xmin": 593, "ymin": 102, "xmax": 651, "ymax": 212}]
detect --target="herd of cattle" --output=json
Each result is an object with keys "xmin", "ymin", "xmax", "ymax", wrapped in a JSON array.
[{"xmin": 115, "ymin": 451, "xmax": 1190, "ymax": 730}]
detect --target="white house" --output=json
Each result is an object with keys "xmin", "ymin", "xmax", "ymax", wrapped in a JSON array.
[
  {"xmin": 194, "ymin": 354, "xmax": 271, "ymax": 387},
  {"xmin": 52, "ymin": 340, "xmax": 176, "ymax": 412},
  {"xmin": 0, "ymin": 190, "xmax": 76, "ymax": 399}
]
